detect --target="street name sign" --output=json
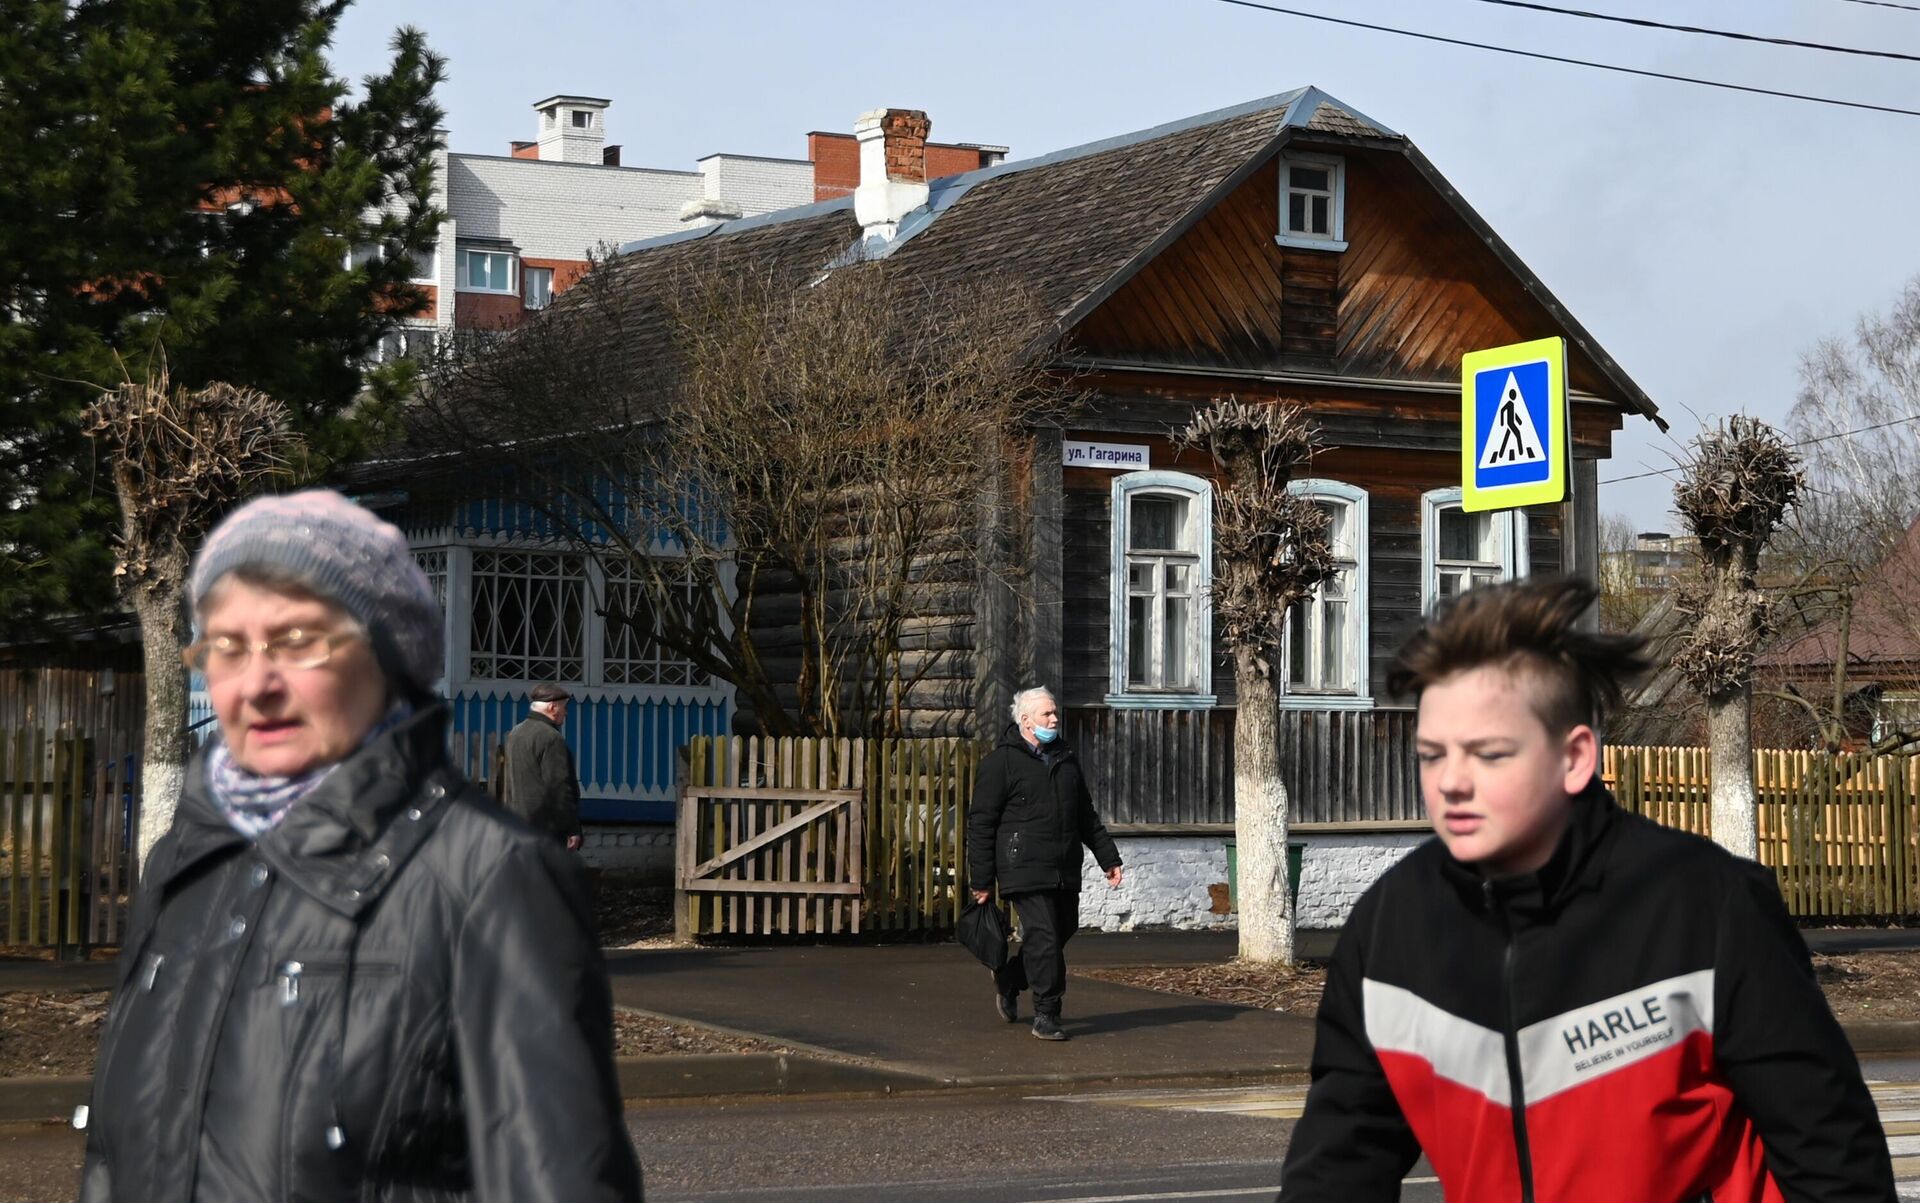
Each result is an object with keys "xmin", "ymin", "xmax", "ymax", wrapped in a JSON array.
[
  {"xmin": 1063, "ymin": 440, "xmax": 1149, "ymax": 470},
  {"xmin": 1461, "ymin": 336, "xmax": 1567, "ymax": 512}
]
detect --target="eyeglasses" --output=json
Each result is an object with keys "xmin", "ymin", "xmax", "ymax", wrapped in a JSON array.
[{"xmin": 183, "ymin": 629, "xmax": 361, "ymax": 680}]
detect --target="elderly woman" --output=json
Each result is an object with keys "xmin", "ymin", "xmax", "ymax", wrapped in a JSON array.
[{"xmin": 78, "ymin": 490, "xmax": 643, "ymax": 1203}]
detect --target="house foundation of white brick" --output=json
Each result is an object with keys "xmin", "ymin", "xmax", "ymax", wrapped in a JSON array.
[
  {"xmin": 581, "ymin": 823, "xmax": 676, "ymax": 880},
  {"xmin": 1075, "ymin": 831, "xmax": 1430, "ymax": 932}
]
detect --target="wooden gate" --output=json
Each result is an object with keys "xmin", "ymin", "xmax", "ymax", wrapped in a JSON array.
[
  {"xmin": 677, "ymin": 785, "xmax": 864, "ymax": 935},
  {"xmin": 677, "ymin": 735, "xmax": 978, "ymax": 938}
]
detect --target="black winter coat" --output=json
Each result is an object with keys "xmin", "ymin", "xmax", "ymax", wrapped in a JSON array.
[
  {"xmin": 504, "ymin": 711, "xmax": 582, "ymax": 842},
  {"xmin": 78, "ymin": 705, "xmax": 643, "ymax": 1203},
  {"xmin": 966, "ymin": 725, "xmax": 1121, "ymax": 896}
]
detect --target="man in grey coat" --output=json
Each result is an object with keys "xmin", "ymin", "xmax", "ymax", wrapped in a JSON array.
[{"xmin": 505, "ymin": 683, "xmax": 583, "ymax": 849}]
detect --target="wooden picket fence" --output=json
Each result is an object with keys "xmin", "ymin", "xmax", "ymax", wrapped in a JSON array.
[
  {"xmin": 1, "ymin": 729, "xmax": 137, "ymax": 952},
  {"xmin": 679, "ymin": 735, "xmax": 978, "ymax": 937},
  {"xmin": 1606, "ymin": 746, "xmax": 1920, "ymax": 919}
]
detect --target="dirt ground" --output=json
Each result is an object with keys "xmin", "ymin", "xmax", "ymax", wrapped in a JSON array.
[
  {"xmin": 0, "ymin": 991, "xmax": 787, "ymax": 1079},
  {"xmin": 592, "ymin": 874, "xmax": 677, "ymax": 948},
  {"xmin": 1079, "ymin": 950, "xmax": 1920, "ymax": 1023}
]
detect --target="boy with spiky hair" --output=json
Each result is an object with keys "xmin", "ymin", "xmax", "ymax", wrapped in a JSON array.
[{"xmin": 1281, "ymin": 576, "xmax": 1891, "ymax": 1203}]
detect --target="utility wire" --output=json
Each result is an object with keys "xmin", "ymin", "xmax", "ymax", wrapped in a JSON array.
[
  {"xmin": 1838, "ymin": 0, "xmax": 1920, "ymax": 12},
  {"xmin": 1467, "ymin": 0, "xmax": 1920, "ymax": 64},
  {"xmin": 1600, "ymin": 412, "xmax": 1920, "ymax": 485},
  {"xmin": 1209, "ymin": 0, "xmax": 1920, "ymax": 117}
]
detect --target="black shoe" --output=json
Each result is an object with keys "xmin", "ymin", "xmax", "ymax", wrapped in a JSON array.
[
  {"xmin": 995, "ymin": 987, "xmax": 1020, "ymax": 1023},
  {"xmin": 1031, "ymin": 1014, "xmax": 1068, "ymax": 1041}
]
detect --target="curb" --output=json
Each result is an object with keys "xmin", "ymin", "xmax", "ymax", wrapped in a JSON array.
[
  {"xmin": 0, "ymin": 1056, "xmax": 944, "ymax": 1127},
  {"xmin": 616, "ymin": 1053, "xmax": 936, "ymax": 1101},
  {"xmin": 5, "ymin": 1026, "xmax": 1914, "ymax": 1126},
  {"xmin": 0, "ymin": 1075, "xmax": 88, "ymax": 1125},
  {"xmin": 0, "ymin": 1057, "xmax": 1318, "ymax": 1127},
  {"xmin": 1842, "ymin": 1020, "xmax": 1920, "ymax": 1056}
]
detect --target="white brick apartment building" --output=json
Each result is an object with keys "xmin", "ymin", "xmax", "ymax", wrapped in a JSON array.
[{"xmin": 387, "ymin": 95, "xmax": 1005, "ymax": 355}]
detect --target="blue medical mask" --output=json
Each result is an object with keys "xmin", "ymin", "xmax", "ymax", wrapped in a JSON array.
[{"xmin": 1033, "ymin": 725, "xmax": 1059, "ymax": 745}]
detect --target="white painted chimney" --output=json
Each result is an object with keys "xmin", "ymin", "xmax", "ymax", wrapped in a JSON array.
[
  {"xmin": 533, "ymin": 95, "xmax": 610, "ymax": 164},
  {"xmin": 853, "ymin": 108, "xmax": 931, "ymax": 242}
]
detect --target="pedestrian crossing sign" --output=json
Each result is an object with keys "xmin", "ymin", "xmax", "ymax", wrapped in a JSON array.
[{"xmin": 1461, "ymin": 336, "xmax": 1568, "ymax": 513}]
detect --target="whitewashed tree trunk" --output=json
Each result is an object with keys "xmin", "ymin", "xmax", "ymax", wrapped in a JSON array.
[
  {"xmin": 1708, "ymin": 688, "xmax": 1757, "ymax": 860},
  {"xmin": 133, "ymin": 585, "xmax": 190, "ymax": 871},
  {"xmin": 1235, "ymin": 664, "xmax": 1294, "ymax": 964}
]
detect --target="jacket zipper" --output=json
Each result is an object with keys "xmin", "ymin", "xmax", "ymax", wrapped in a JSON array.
[{"xmin": 1485, "ymin": 879, "xmax": 1536, "ymax": 1203}]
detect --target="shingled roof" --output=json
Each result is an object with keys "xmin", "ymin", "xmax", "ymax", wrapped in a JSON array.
[{"xmin": 573, "ymin": 85, "xmax": 1657, "ymax": 424}]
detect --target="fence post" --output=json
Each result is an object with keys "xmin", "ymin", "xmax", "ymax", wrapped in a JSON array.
[
  {"xmin": 673, "ymin": 741, "xmax": 693, "ymax": 944},
  {"xmin": 1893, "ymin": 760, "xmax": 1914, "ymax": 917},
  {"xmin": 54, "ymin": 735, "xmax": 87, "ymax": 960},
  {"xmin": 1615, "ymin": 747, "xmax": 1640, "ymax": 815}
]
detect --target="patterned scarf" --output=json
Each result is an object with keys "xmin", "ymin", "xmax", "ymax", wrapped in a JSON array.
[{"xmin": 207, "ymin": 701, "xmax": 415, "ymax": 839}]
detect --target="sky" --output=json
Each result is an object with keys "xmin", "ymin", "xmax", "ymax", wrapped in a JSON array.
[{"xmin": 329, "ymin": 0, "xmax": 1920, "ymax": 533}]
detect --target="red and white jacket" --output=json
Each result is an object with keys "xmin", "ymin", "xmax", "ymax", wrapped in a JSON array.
[{"xmin": 1280, "ymin": 783, "xmax": 1894, "ymax": 1203}]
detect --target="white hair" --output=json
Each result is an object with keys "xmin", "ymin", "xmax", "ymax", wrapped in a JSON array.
[{"xmin": 1009, "ymin": 686, "xmax": 1056, "ymax": 723}]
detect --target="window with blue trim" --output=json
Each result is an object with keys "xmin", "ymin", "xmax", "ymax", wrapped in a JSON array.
[
  {"xmin": 1284, "ymin": 480, "xmax": 1368, "ymax": 701},
  {"xmin": 1108, "ymin": 471, "xmax": 1214, "ymax": 707}
]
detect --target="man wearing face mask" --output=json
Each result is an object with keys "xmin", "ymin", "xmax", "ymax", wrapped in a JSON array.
[{"xmin": 967, "ymin": 686, "xmax": 1124, "ymax": 1040}]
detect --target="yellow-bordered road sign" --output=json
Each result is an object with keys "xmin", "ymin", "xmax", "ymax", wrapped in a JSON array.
[{"xmin": 1461, "ymin": 336, "xmax": 1567, "ymax": 513}]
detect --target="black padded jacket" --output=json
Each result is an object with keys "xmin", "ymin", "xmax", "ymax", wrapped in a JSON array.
[
  {"xmin": 966, "ymin": 724, "xmax": 1121, "ymax": 896},
  {"xmin": 77, "ymin": 704, "xmax": 643, "ymax": 1203}
]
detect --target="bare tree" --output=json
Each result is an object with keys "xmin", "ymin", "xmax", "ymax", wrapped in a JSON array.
[
  {"xmin": 1596, "ymin": 513, "xmax": 1659, "ymax": 634},
  {"xmin": 83, "ymin": 360, "xmax": 300, "ymax": 866},
  {"xmin": 1784, "ymin": 273, "xmax": 1920, "ymax": 571},
  {"xmin": 1176, "ymin": 399, "xmax": 1332, "ymax": 965},
  {"xmin": 411, "ymin": 249, "xmax": 1071, "ymax": 737},
  {"xmin": 1669, "ymin": 416, "xmax": 1804, "ymax": 859},
  {"xmin": 1754, "ymin": 278, "xmax": 1920, "ymax": 751}
]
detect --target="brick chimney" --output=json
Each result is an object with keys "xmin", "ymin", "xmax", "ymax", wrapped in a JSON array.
[
  {"xmin": 532, "ymin": 95, "xmax": 610, "ymax": 164},
  {"xmin": 854, "ymin": 108, "xmax": 931, "ymax": 242}
]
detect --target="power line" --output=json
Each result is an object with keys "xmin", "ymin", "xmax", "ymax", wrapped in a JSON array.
[
  {"xmin": 1467, "ymin": 0, "xmax": 1920, "ymax": 64},
  {"xmin": 1599, "ymin": 411, "xmax": 1920, "ymax": 485},
  {"xmin": 1838, "ymin": 0, "xmax": 1920, "ymax": 12},
  {"xmin": 1208, "ymin": 0, "xmax": 1920, "ymax": 117}
]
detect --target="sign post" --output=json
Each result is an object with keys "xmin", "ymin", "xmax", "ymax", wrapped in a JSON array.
[{"xmin": 1461, "ymin": 336, "xmax": 1568, "ymax": 513}]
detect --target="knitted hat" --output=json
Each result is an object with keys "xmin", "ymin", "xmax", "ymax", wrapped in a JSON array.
[
  {"xmin": 190, "ymin": 489, "xmax": 443, "ymax": 697},
  {"xmin": 530, "ymin": 683, "xmax": 571, "ymax": 703}
]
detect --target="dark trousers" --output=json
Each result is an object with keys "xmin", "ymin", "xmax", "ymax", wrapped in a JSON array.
[{"xmin": 993, "ymin": 887, "xmax": 1080, "ymax": 1018}]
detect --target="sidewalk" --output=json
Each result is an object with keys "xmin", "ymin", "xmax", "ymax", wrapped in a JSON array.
[
  {"xmin": 603, "ymin": 933, "xmax": 1316, "ymax": 1090},
  {"xmin": 4, "ymin": 927, "xmax": 1919, "ymax": 1121}
]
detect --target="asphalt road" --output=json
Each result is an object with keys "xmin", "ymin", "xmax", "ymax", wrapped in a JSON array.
[{"xmin": 8, "ymin": 1061, "xmax": 1920, "ymax": 1202}]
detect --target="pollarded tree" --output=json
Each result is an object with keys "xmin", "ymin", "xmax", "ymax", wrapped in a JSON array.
[
  {"xmin": 1670, "ymin": 416, "xmax": 1804, "ymax": 859},
  {"xmin": 85, "ymin": 362, "xmax": 302, "ymax": 865},
  {"xmin": 1176, "ymin": 399, "xmax": 1333, "ymax": 965}
]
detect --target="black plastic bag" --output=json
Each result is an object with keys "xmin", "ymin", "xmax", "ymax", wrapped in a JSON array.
[{"xmin": 957, "ymin": 897, "xmax": 1012, "ymax": 971}]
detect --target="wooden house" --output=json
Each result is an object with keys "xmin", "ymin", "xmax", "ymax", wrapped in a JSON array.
[
  {"xmin": 376, "ymin": 90, "xmax": 1664, "ymax": 919},
  {"xmin": 1758, "ymin": 516, "xmax": 1920, "ymax": 748}
]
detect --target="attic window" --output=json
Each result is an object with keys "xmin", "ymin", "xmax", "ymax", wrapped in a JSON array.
[
  {"xmin": 1276, "ymin": 152, "xmax": 1349, "ymax": 252},
  {"xmin": 571, "ymin": 109, "xmax": 593, "ymax": 129}
]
